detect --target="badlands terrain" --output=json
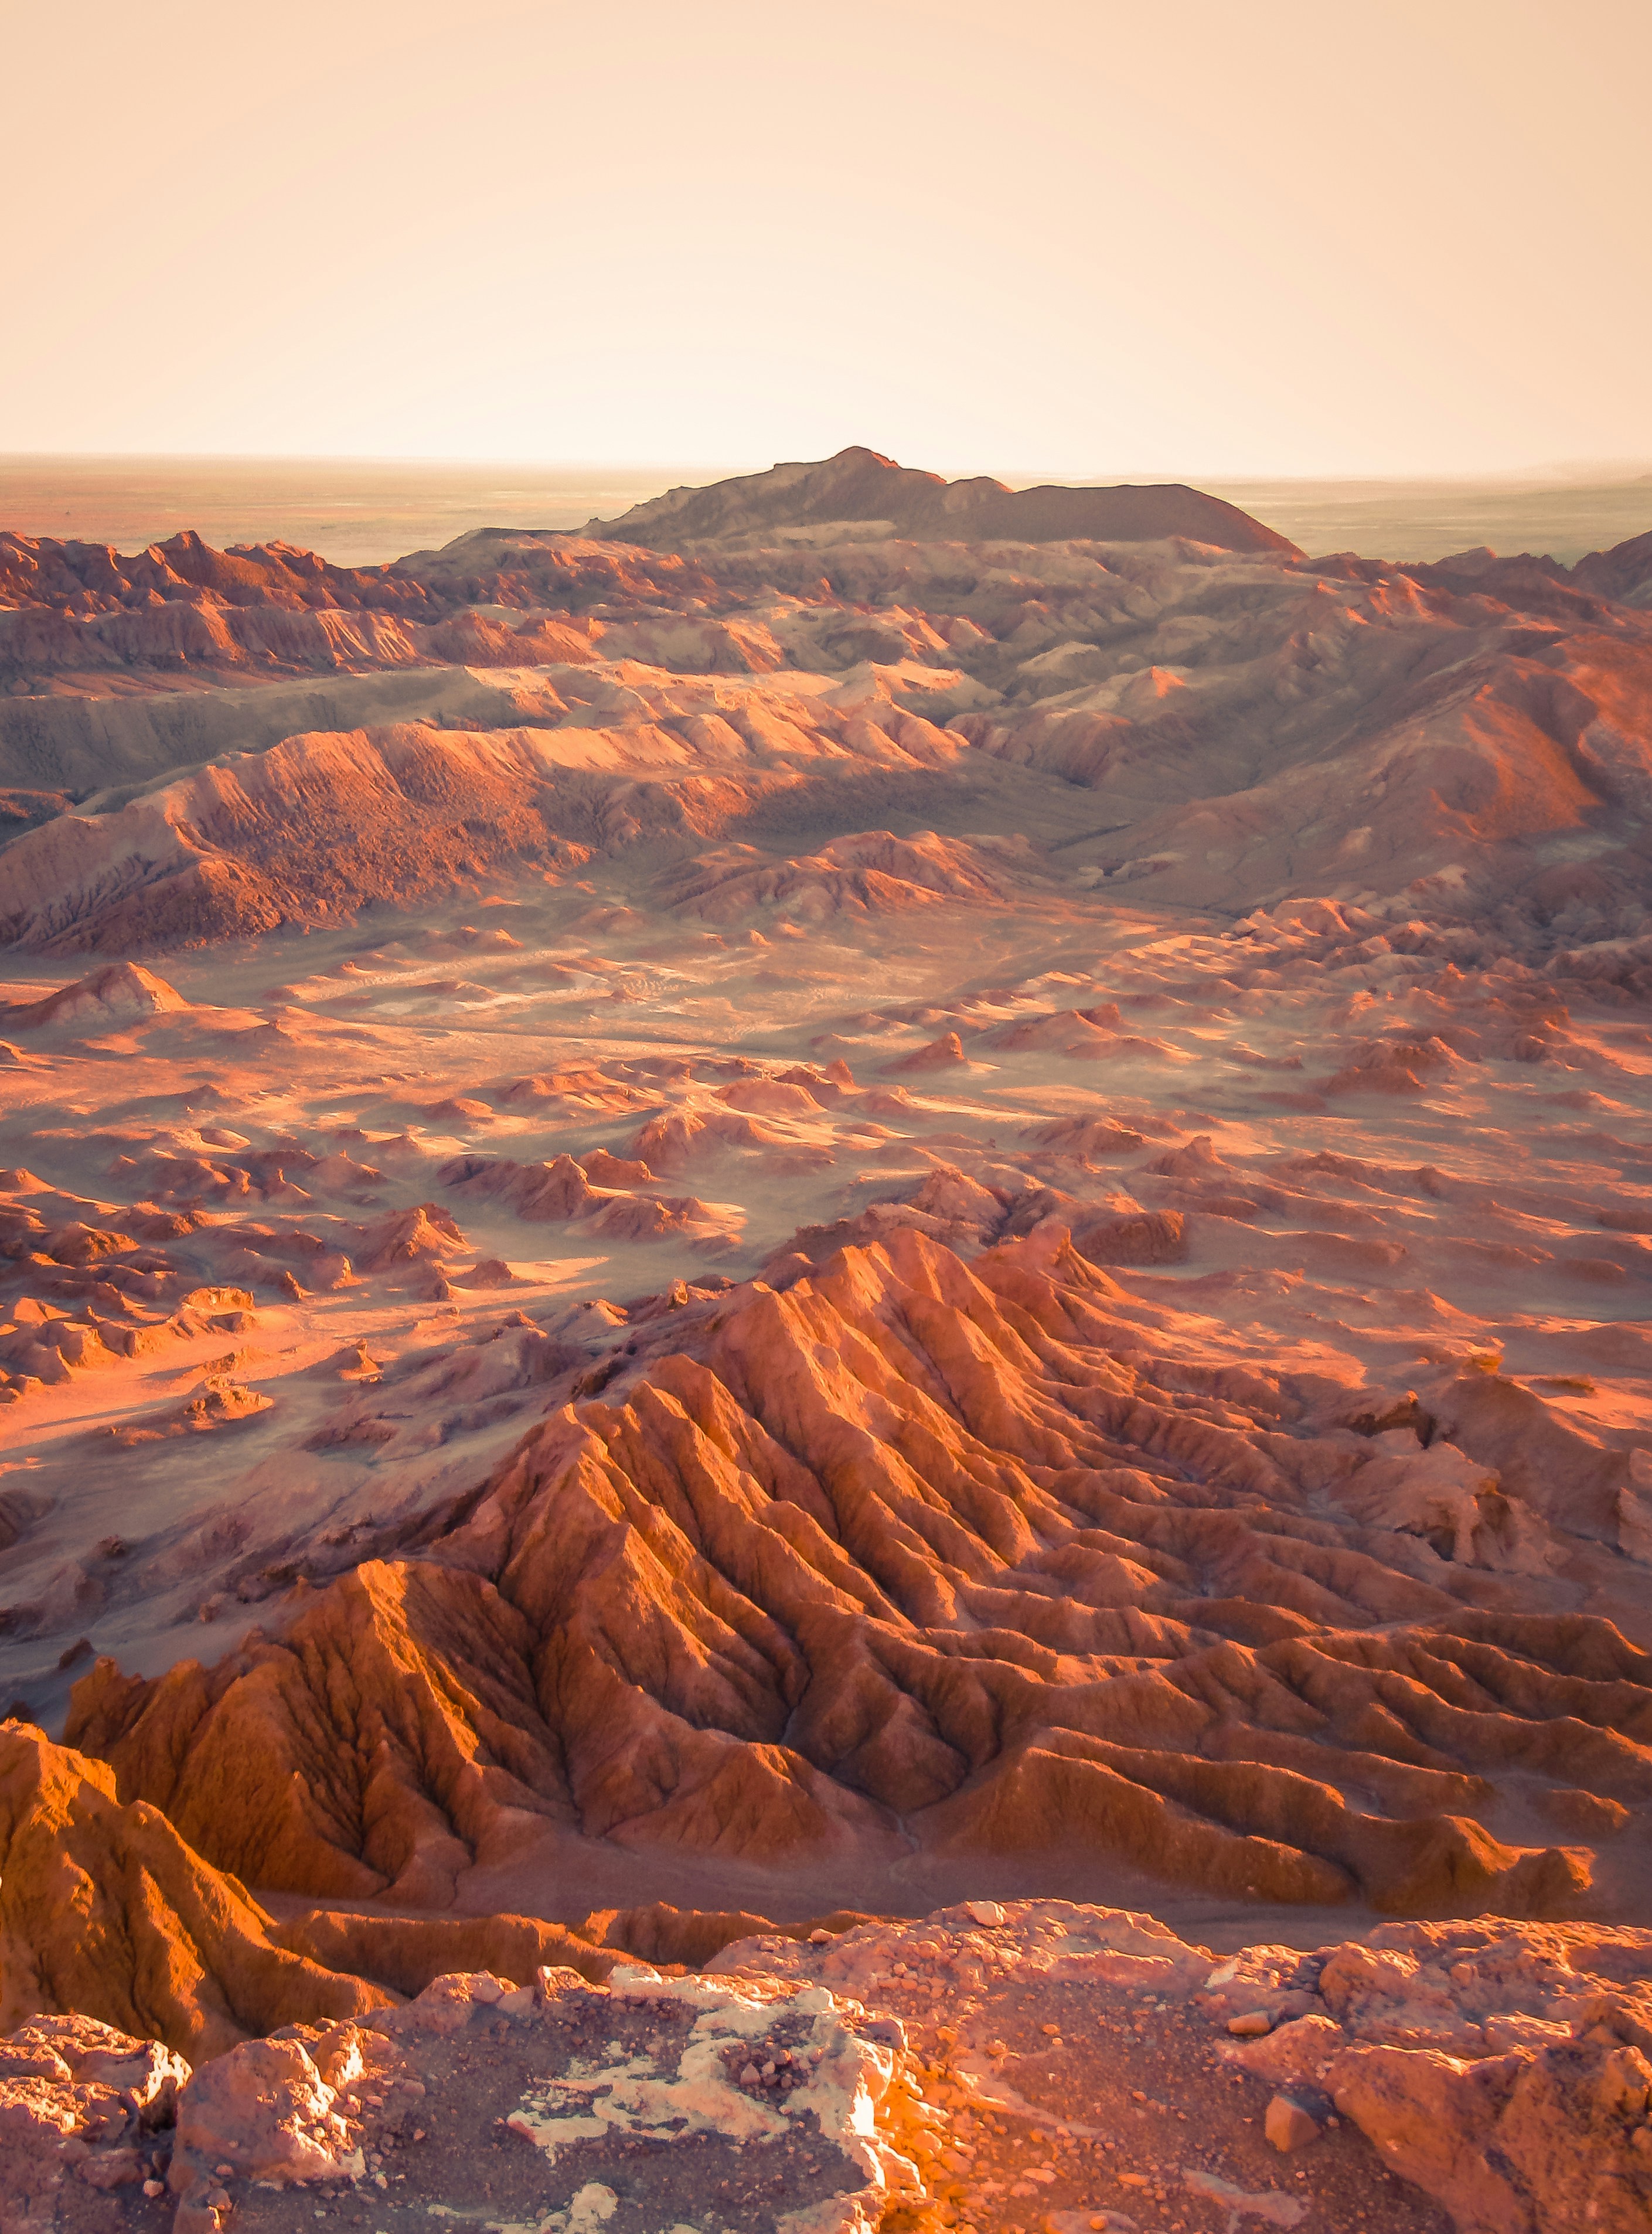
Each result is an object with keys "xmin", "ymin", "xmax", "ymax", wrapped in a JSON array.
[{"xmin": 2, "ymin": 446, "xmax": 1651, "ymax": 2233}]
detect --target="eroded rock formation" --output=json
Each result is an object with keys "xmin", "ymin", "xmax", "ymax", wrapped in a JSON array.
[
  {"xmin": 62, "ymin": 1225, "xmax": 1648, "ymax": 1913},
  {"xmin": 0, "ymin": 1726, "xmax": 384, "ymax": 2057},
  {"xmin": 4, "ymin": 450, "xmax": 1652, "ymax": 2233}
]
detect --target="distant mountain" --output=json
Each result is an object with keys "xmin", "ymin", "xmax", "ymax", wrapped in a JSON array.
[
  {"xmin": 1573, "ymin": 525, "xmax": 1652, "ymax": 607},
  {"xmin": 0, "ymin": 525, "xmax": 438, "ymax": 618},
  {"xmin": 587, "ymin": 444, "xmax": 1300, "ymax": 556}
]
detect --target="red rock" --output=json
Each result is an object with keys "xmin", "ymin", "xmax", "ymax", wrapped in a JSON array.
[
  {"xmin": 1330, "ymin": 2030, "xmax": 1652, "ymax": 2232},
  {"xmin": 0, "ymin": 962, "xmax": 188, "ymax": 1029},
  {"xmin": 56, "ymin": 1227, "xmax": 1632, "ymax": 1917},
  {"xmin": 0, "ymin": 1726, "xmax": 386, "ymax": 2058},
  {"xmin": 1072, "ymin": 1207, "xmax": 1188, "ymax": 1265},
  {"xmin": 1265, "ymin": 2092, "xmax": 1320, "ymax": 2151},
  {"xmin": 353, "ymin": 1201, "xmax": 464, "ymax": 1275},
  {"xmin": 888, "ymin": 1029, "xmax": 969, "ymax": 1073}
]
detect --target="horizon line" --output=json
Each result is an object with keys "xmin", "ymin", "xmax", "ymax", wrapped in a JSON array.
[{"xmin": 2, "ymin": 449, "xmax": 1651, "ymax": 492}]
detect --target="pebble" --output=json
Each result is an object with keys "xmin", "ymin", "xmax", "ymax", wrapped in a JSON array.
[
  {"xmin": 1227, "ymin": 2010, "xmax": 1273, "ymax": 2037},
  {"xmin": 1265, "ymin": 2093, "xmax": 1321, "ymax": 2154}
]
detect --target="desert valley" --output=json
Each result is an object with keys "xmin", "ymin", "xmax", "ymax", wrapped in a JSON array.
[{"xmin": 2, "ymin": 445, "xmax": 1651, "ymax": 2234}]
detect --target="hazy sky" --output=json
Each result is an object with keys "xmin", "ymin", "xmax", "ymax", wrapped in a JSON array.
[{"xmin": 8, "ymin": 0, "xmax": 1648, "ymax": 478}]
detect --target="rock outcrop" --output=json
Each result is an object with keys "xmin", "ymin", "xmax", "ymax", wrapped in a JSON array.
[
  {"xmin": 723, "ymin": 1900, "xmax": 1652, "ymax": 2234},
  {"xmin": 7, "ymin": 1899, "xmax": 1651, "ymax": 2234},
  {"xmin": 0, "ymin": 2011, "xmax": 192, "ymax": 2229},
  {"xmin": 0, "ymin": 962, "xmax": 188, "ymax": 1029}
]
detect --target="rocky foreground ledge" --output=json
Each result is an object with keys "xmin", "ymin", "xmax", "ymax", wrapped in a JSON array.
[{"xmin": 5, "ymin": 1895, "xmax": 1651, "ymax": 2234}]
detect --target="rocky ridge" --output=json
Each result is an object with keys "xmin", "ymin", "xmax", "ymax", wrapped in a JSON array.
[
  {"xmin": 52, "ymin": 1221, "xmax": 1651, "ymax": 1918},
  {"xmin": 3, "ymin": 451, "xmax": 1652, "ymax": 952},
  {"xmin": 3, "ymin": 1809, "xmax": 1648, "ymax": 2234}
]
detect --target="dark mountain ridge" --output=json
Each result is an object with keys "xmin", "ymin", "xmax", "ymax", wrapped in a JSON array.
[{"xmin": 587, "ymin": 443, "xmax": 1301, "ymax": 556}]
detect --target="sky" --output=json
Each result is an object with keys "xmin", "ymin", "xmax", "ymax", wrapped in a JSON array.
[{"xmin": 6, "ymin": 0, "xmax": 1649, "ymax": 480}]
